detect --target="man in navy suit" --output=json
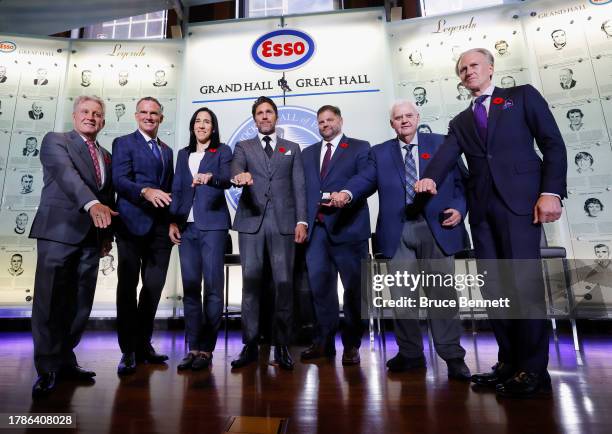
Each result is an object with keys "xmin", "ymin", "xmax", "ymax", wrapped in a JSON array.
[
  {"xmin": 416, "ymin": 48, "xmax": 567, "ymax": 398},
  {"xmin": 300, "ymin": 105, "xmax": 370, "ymax": 366},
  {"xmin": 112, "ymin": 96, "xmax": 174, "ymax": 376},
  {"xmin": 30, "ymin": 95, "xmax": 116, "ymax": 398},
  {"xmin": 331, "ymin": 101, "xmax": 471, "ymax": 380}
]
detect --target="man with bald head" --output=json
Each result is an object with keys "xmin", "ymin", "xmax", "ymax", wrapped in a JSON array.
[
  {"xmin": 415, "ymin": 48, "xmax": 567, "ymax": 398},
  {"xmin": 329, "ymin": 100, "xmax": 471, "ymax": 380}
]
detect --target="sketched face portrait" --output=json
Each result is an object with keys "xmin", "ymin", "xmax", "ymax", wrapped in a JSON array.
[
  {"xmin": 14, "ymin": 213, "xmax": 28, "ymax": 234},
  {"xmin": 9, "ymin": 254, "xmax": 23, "ymax": 276},
  {"xmin": 551, "ymin": 29, "xmax": 567, "ymax": 49},
  {"xmin": 574, "ymin": 152, "xmax": 593, "ymax": 174},
  {"xmin": 500, "ymin": 76, "xmax": 516, "ymax": 89},
  {"xmin": 584, "ymin": 198, "xmax": 604, "ymax": 217},
  {"xmin": 20, "ymin": 174, "xmax": 34, "ymax": 194}
]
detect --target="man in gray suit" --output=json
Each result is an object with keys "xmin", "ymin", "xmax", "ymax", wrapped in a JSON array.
[
  {"xmin": 231, "ymin": 96, "xmax": 307, "ymax": 370},
  {"xmin": 29, "ymin": 95, "xmax": 117, "ymax": 398}
]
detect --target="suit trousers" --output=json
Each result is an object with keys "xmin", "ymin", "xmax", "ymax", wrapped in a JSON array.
[
  {"xmin": 116, "ymin": 222, "xmax": 172, "ymax": 353},
  {"xmin": 238, "ymin": 201, "xmax": 295, "ymax": 346},
  {"xmin": 305, "ymin": 222, "xmax": 368, "ymax": 349},
  {"xmin": 178, "ymin": 224, "xmax": 226, "ymax": 352},
  {"xmin": 470, "ymin": 185, "xmax": 549, "ymax": 374},
  {"xmin": 32, "ymin": 237, "xmax": 99, "ymax": 374},
  {"xmin": 388, "ymin": 216, "xmax": 466, "ymax": 360}
]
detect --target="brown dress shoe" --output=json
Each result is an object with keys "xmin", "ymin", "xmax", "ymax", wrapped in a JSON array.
[{"xmin": 342, "ymin": 347, "xmax": 360, "ymax": 366}]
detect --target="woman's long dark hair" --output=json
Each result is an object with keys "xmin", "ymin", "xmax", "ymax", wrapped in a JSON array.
[{"xmin": 187, "ymin": 107, "xmax": 221, "ymax": 153}]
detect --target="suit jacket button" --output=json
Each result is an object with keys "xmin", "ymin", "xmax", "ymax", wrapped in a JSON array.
[{"xmin": 487, "ymin": 154, "xmax": 493, "ymax": 159}]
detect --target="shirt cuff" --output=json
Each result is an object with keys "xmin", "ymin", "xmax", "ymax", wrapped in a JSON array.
[
  {"xmin": 340, "ymin": 190, "xmax": 353, "ymax": 202},
  {"xmin": 540, "ymin": 193, "xmax": 561, "ymax": 199},
  {"xmin": 297, "ymin": 221, "xmax": 308, "ymax": 228},
  {"xmin": 84, "ymin": 200, "xmax": 100, "ymax": 212}
]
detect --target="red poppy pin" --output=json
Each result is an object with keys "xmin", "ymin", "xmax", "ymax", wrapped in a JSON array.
[
  {"xmin": 421, "ymin": 153, "xmax": 431, "ymax": 160},
  {"xmin": 492, "ymin": 97, "xmax": 505, "ymax": 105},
  {"xmin": 208, "ymin": 148, "xmax": 217, "ymax": 153},
  {"xmin": 103, "ymin": 154, "xmax": 111, "ymax": 164},
  {"xmin": 339, "ymin": 142, "xmax": 349, "ymax": 149},
  {"xmin": 278, "ymin": 146, "xmax": 286, "ymax": 154}
]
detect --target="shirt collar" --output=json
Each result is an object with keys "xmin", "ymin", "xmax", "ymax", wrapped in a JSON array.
[
  {"xmin": 138, "ymin": 129, "xmax": 157, "ymax": 143},
  {"xmin": 78, "ymin": 133, "xmax": 98, "ymax": 147},
  {"xmin": 398, "ymin": 133, "xmax": 419, "ymax": 149},
  {"xmin": 258, "ymin": 132, "xmax": 277, "ymax": 146},
  {"xmin": 323, "ymin": 133, "xmax": 344, "ymax": 148},
  {"xmin": 473, "ymin": 83, "xmax": 496, "ymax": 100}
]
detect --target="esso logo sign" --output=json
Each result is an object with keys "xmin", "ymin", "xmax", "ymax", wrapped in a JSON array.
[
  {"xmin": 0, "ymin": 41, "xmax": 17, "ymax": 53},
  {"xmin": 590, "ymin": 0, "xmax": 612, "ymax": 4},
  {"xmin": 251, "ymin": 29, "xmax": 315, "ymax": 71}
]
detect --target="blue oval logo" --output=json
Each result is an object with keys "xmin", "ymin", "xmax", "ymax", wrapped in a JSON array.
[
  {"xmin": 251, "ymin": 29, "xmax": 315, "ymax": 72},
  {"xmin": 225, "ymin": 105, "xmax": 320, "ymax": 210},
  {"xmin": 590, "ymin": 0, "xmax": 612, "ymax": 4},
  {"xmin": 0, "ymin": 41, "xmax": 17, "ymax": 53}
]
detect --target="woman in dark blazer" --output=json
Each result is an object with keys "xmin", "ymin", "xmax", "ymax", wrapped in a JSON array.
[{"xmin": 169, "ymin": 107, "xmax": 232, "ymax": 370}]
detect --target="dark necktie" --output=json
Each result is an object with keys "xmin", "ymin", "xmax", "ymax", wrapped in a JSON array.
[
  {"xmin": 263, "ymin": 136, "xmax": 273, "ymax": 159},
  {"xmin": 150, "ymin": 138, "xmax": 163, "ymax": 179},
  {"xmin": 86, "ymin": 140, "xmax": 102, "ymax": 188},
  {"xmin": 473, "ymin": 94, "xmax": 489, "ymax": 143},
  {"xmin": 320, "ymin": 142, "xmax": 332, "ymax": 179},
  {"xmin": 403, "ymin": 144, "xmax": 417, "ymax": 205},
  {"xmin": 317, "ymin": 143, "xmax": 333, "ymax": 223}
]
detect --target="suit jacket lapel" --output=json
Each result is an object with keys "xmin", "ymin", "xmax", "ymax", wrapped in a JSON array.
[
  {"xmin": 486, "ymin": 87, "xmax": 504, "ymax": 149},
  {"xmin": 390, "ymin": 138, "xmax": 406, "ymax": 188},
  {"xmin": 250, "ymin": 137, "xmax": 270, "ymax": 175},
  {"xmin": 312, "ymin": 142, "xmax": 323, "ymax": 189},
  {"xmin": 416, "ymin": 133, "xmax": 432, "ymax": 178},
  {"xmin": 70, "ymin": 130, "xmax": 99, "ymax": 189}
]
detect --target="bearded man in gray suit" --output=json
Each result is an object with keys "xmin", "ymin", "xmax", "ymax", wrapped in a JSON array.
[{"xmin": 231, "ymin": 96, "xmax": 307, "ymax": 371}]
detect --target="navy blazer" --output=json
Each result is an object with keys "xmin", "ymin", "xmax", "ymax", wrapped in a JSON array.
[
  {"xmin": 169, "ymin": 144, "xmax": 232, "ymax": 231},
  {"xmin": 423, "ymin": 84, "xmax": 567, "ymax": 224},
  {"xmin": 345, "ymin": 133, "xmax": 468, "ymax": 258},
  {"xmin": 302, "ymin": 135, "xmax": 370, "ymax": 243},
  {"xmin": 112, "ymin": 130, "xmax": 174, "ymax": 236}
]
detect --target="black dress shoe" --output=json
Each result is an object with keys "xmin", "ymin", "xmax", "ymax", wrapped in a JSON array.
[
  {"xmin": 471, "ymin": 362, "xmax": 515, "ymax": 387},
  {"xmin": 446, "ymin": 358, "xmax": 471, "ymax": 381},
  {"xmin": 192, "ymin": 353, "xmax": 212, "ymax": 371},
  {"xmin": 60, "ymin": 365, "xmax": 96, "ymax": 381},
  {"xmin": 386, "ymin": 353, "xmax": 426, "ymax": 372},
  {"xmin": 32, "ymin": 372, "xmax": 57, "ymax": 399},
  {"xmin": 496, "ymin": 371, "xmax": 552, "ymax": 398},
  {"xmin": 341, "ymin": 347, "xmax": 360, "ymax": 366},
  {"xmin": 231, "ymin": 345, "xmax": 258, "ymax": 369},
  {"xmin": 301, "ymin": 344, "xmax": 333, "ymax": 361},
  {"xmin": 273, "ymin": 345, "xmax": 294, "ymax": 371},
  {"xmin": 118, "ymin": 352, "xmax": 136, "ymax": 376},
  {"xmin": 177, "ymin": 353, "xmax": 197, "ymax": 371},
  {"xmin": 137, "ymin": 344, "xmax": 169, "ymax": 364}
]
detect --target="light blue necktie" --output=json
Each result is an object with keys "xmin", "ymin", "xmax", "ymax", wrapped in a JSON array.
[{"xmin": 403, "ymin": 144, "xmax": 417, "ymax": 205}]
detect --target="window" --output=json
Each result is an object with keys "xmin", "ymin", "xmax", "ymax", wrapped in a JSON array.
[
  {"xmin": 420, "ymin": 0, "xmax": 505, "ymax": 17},
  {"xmin": 82, "ymin": 11, "xmax": 168, "ymax": 39},
  {"xmin": 246, "ymin": 0, "xmax": 338, "ymax": 18}
]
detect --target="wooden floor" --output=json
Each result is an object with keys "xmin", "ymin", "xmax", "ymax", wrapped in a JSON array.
[{"xmin": 0, "ymin": 327, "xmax": 610, "ymax": 434}]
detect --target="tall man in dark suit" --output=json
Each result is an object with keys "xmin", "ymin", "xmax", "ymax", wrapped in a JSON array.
[
  {"xmin": 112, "ymin": 96, "xmax": 174, "ymax": 376},
  {"xmin": 415, "ymin": 48, "xmax": 567, "ymax": 398},
  {"xmin": 331, "ymin": 101, "xmax": 471, "ymax": 380},
  {"xmin": 300, "ymin": 105, "xmax": 370, "ymax": 366},
  {"xmin": 231, "ymin": 96, "xmax": 307, "ymax": 370},
  {"xmin": 30, "ymin": 95, "xmax": 116, "ymax": 398}
]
